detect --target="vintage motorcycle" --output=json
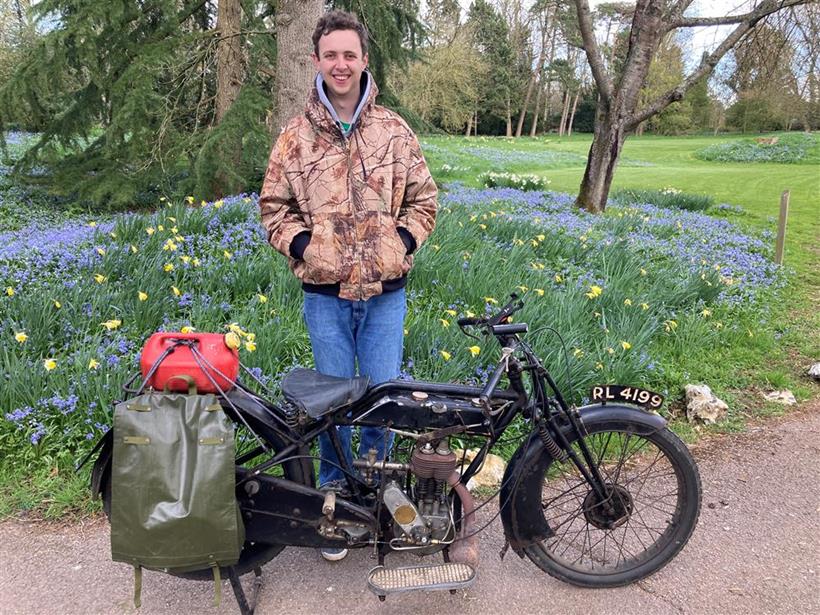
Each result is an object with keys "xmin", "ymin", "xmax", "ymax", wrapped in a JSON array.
[{"xmin": 87, "ymin": 294, "xmax": 701, "ymax": 613}]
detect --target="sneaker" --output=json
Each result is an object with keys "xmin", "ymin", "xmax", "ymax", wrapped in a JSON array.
[{"xmin": 320, "ymin": 546, "xmax": 349, "ymax": 562}]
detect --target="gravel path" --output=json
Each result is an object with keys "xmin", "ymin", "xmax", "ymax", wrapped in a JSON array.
[{"xmin": 1, "ymin": 404, "xmax": 818, "ymax": 615}]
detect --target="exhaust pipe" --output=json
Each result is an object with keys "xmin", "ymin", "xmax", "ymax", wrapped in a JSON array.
[{"xmin": 446, "ymin": 470, "xmax": 479, "ymax": 568}]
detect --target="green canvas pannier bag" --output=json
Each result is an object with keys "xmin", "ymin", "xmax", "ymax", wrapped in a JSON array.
[{"xmin": 110, "ymin": 376, "xmax": 243, "ymax": 606}]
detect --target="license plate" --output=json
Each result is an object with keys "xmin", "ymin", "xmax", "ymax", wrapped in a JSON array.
[{"xmin": 590, "ymin": 385, "xmax": 664, "ymax": 410}]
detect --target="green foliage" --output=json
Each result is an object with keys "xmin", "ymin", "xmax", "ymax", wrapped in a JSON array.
[
  {"xmin": 466, "ymin": 0, "xmax": 514, "ymax": 127},
  {"xmin": 611, "ymin": 187, "xmax": 714, "ymax": 212},
  {"xmin": 696, "ymin": 133, "xmax": 819, "ymax": 164}
]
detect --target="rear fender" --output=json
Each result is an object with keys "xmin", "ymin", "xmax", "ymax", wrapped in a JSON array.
[{"xmin": 500, "ymin": 403, "xmax": 667, "ymax": 557}]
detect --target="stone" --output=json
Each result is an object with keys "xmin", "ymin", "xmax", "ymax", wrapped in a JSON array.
[
  {"xmin": 762, "ymin": 390, "xmax": 797, "ymax": 405},
  {"xmin": 808, "ymin": 363, "xmax": 820, "ymax": 381},
  {"xmin": 455, "ymin": 448, "xmax": 507, "ymax": 491},
  {"xmin": 685, "ymin": 384, "xmax": 728, "ymax": 424}
]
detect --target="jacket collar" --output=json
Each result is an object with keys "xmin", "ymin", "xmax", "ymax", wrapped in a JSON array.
[{"xmin": 306, "ymin": 71, "xmax": 377, "ymax": 137}]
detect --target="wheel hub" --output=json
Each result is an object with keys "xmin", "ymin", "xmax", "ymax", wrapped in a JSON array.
[{"xmin": 583, "ymin": 484, "xmax": 634, "ymax": 530}]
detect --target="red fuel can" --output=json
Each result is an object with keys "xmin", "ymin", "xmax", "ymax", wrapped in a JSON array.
[{"xmin": 140, "ymin": 332, "xmax": 239, "ymax": 393}]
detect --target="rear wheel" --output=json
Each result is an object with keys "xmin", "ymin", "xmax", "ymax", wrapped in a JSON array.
[{"xmin": 523, "ymin": 420, "xmax": 701, "ymax": 587}]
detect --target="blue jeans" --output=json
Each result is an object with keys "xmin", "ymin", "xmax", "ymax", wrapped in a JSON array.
[{"xmin": 303, "ymin": 288, "xmax": 406, "ymax": 487}]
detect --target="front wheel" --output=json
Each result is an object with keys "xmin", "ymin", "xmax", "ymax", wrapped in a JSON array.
[{"xmin": 523, "ymin": 420, "xmax": 701, "ymax": 587}]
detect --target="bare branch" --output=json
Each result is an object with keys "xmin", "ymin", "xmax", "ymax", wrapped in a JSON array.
[
  {"xmin": 630, "ymin": 0, "xmax": 809, "ymax": 127},
  {"xmin": 574, "ymin": 0, "xmax": 613, "ymax": 102},
  {"xmin": 670, "ymin": 0, "xmax": 808, "ymax": 29}
]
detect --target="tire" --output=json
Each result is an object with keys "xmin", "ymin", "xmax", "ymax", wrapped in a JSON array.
[
  {"xmin": 100, "ymin": 420, "xmax": 312, "ymax": 581},
  {"xmin": 522, "ymin": 419, "xmax": 701, "ymax": 588}
]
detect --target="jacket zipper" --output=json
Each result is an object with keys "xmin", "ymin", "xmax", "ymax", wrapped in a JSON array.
[{"xmin": 341, "ymin": 126, "xmax": 365, "ymax": 300}]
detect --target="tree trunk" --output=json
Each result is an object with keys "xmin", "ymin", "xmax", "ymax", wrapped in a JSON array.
[
  {"xmin": 576, "ymin": 107, "xmax": 627, "ymax": 213},
  {"xmin": 270, "ymin": 0, "xmax": 323, "ymax": 135},
  {"xmin": 530, "ymin": 74, "xmax": 543, "ymax": 136},
  {"xmin": 558, "ymin": 90, "xmax": 570, "ymax": 136},
  {"xmin": 465, "ymin": 113, "xmax": 472, "ymax": 137},
  {"xmin": 215, "ymin": 0, "xmax": 244, "ymax": 125},
  {"xmin": 567, "ymin": 90, "xmax": 580, "ymax": 136},
  {"xmin": 516, "ymin": 41, "xmax": 547, "ymax": 137},
  {"xmin": 505, "ymin": 96, "xmax": 513, "ymax": 137}
]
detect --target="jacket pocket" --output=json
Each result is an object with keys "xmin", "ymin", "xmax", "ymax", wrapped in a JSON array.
[
  {"xmin": 301, "ymin": 214, "xmax": 345, "ymax": 284},
  {"xmin": 378, "ymin": 214, "xmax": 408, "ymax": 281}
]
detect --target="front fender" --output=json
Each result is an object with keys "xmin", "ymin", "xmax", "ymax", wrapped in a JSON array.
[{"xmin": 499, "ymin": 403, "xmax": 667, "ymax": 558}]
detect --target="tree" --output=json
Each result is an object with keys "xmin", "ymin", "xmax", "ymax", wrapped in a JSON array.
[
  {"xmin": 573, "ymin": 0, "xmax": 810, "ymax": 213},
  {"xmin": 269, "ymin": 0, "xmax": 323, "ymax": 136}
]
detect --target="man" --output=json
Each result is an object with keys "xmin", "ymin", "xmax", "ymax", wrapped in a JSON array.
[{"xmin": 259, "ymin": 10, "xmax": 437, "ymax": 561}]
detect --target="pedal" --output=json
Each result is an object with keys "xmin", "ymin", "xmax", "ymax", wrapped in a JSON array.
[{"xmin": 366, "ymin": 562, "xmax": 476, "ymax": 597}]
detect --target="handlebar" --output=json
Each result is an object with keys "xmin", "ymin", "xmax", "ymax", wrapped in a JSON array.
[{"xmin": 457, "ymin": 293, "xmax": 526, "ymax": 333}]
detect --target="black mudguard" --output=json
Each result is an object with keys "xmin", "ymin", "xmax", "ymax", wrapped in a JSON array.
[{"xmin": 500, "ymin": 403, "xmax": 667, "ymax": 558}]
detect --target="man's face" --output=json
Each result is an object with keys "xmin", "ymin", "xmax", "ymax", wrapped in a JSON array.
[{"xmin": 312, "ymin": 29, "xmax": 368, "ymax": 101}]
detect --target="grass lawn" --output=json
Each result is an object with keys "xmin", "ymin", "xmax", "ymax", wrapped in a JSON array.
[{"xmin": 422, "ymin": 132, "xmax": 819, "ymax": 414}]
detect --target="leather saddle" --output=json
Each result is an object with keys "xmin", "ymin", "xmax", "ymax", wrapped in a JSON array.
[{"xmin": 281, "ymin": 368, "xmax": 370, "ymax": 418}]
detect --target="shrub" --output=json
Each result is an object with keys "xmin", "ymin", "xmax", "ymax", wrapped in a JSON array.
[
  {"xmin": 611, "ymin": 187, "xmax": 714, "ymax": 212},
  {"xmin": 478, "ymin": 171, "xmax": 549, "ymax": 191},
  {"xmin": 696, "ymin": 133, "xmax": 818, "ymax": 163}
]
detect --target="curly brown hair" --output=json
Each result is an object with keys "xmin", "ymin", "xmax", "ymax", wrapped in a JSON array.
[{"xmin": 312, "ymin": 10, "xmax": 369, "ymax": 57}]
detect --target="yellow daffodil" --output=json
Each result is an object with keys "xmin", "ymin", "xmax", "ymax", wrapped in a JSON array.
[
  {"xmin": 444, "ymin": 309, "xmax": 457, "ymax": 317},
  {"xmin": 160, "ymin": 196, "xmax": 167, "ymax": 202},
  {"xmin": 172, "ymin": 286, "xmax": 181, "ymax": 297},
  {"xmin": 44, "ymin": 358, "xmax": 57, "ymax": 371},
  {"xmin": 244, "ymin": 340, "xmax": 257, "ymax": 352},
  {"xmin": 468, "ymin": 346, "xmax": 481, "ymax": 357},
  {"xmin": 620, "ymin": 341, "xmax": 632, "ymax": 350},
  {"xmin": 100, "ymin": 319, "xmax": 122, "ymax": 331},
  {"xmin": 223, "ymin": 250, "xmax": 232, "ymax": 259},
  {"xmin": 88, "ymin": 358, "xmax": 100, "ymax": 370},
  {"xmin": 94, "ymin": 274, "xmax": 107, "ymax": 284},
  {"xmin": 607, "ymin": 347, "xmax": 615, "ymax": 355},
  {"xmin": 439, "ymin": 318, "xmax": 450, "ymax": 328},
  {"xmin": 53, "ymin": 300, "xmax": 61, "ymax": 309},
  {"xmin": 180, "ymin": 326, "xmax": 195, "ymax": 334},
  {"xmin": 180, "ymin": 255, "xmax": 191, "ymax": 264},
  {"xmin": 163, "ymin": 239, "xmax": 177, "ymax": 251},
  {"xmin": 138, "ymin": 291, "xmax": 148, "ymax": 301},
  {"xmin": 478, "ymin": 223, "xmax": 487, "ymax": 230},
  {"xmin": 715, "ymin": 322, "xmax": 723, "ymax": 329},
  {"xmin": 465, "ymin": 310, "xmax": 476, "ymax": 318},
  {"xmin": 228, "ymin": 323, "xmax": 247, "ymax": 337},
  {"xmin": 403, "ymin": 328, "xmax": 409, "ymax": 336},
  {"xmin": 214, "ymin": 199, "xmax": 224, "ymax": 209},
  {"xmin": 516, "ymin": 285, "xmax": 529, "ymax": 293},
  {"xmin": 640, "ymin": 268, "xmax": 647, "ymax": 276},
  {"xmin": 14, "ymin": 331, "xmax": 27, "ymax": 344},
  {"xmin": 96, "ymin": 247, "xmax": 106, "ymax": 256},
  {"xmin": 130, "ymin": 245, "xmax": 138, "ymax": 254},
  {"xmin": 530, "ymin": 262, "xmax": 545, "ymax": 270},
  {"xmin": 146, "ymin": 227, "xmax": 155, "ymax": 235},
  {"xmin": 536, "ymin": 234, "xmax": 545, "ymax": 241},
  {"xmin": 439, "ymin": 350, "xmax": 452, "ymax": 361},
  {"xmin": 554, "ymin": 273, "xmax": 563, "ymax": 283},
  {"xmin": 530, "ymin": 239, "xmax": 538, "ymax": 247},
  {"xmin": 513, "ymin": 238, "xmax": 524, "ymax": 246},
  {"xmin": 163, "ymin": 263, "xmax": 174, "ymax": 272},
  {"xmin": 167, "ymin": 216, "xmax": 176, "ymax": 222},
  {"xmin": 534, "ymin": 288, "xmax": 544, "ymax": 296},
  {"xmin": 88, "ymin": 221, "xmax": 97, "ymax": 228},
  {"xmin": 170, "ymin": 226, "xmax": 178, "ymax": 234},
  {"xmin": 257, "ymin": 293, "xmax": 268, "ymax": 303},
  {"xmin": 186, "ymin": 195, "xmax": 195, "ymax": 204},
  {"xmin": 664, "ymin": 320, "xmax": 678, "ymax": 332},
  {"xmin": 110, "ymin": 232, "xmax": 117, "ymax": 239},
  {"xmin": 585, "ymin": 285, "xmax": 603, "ymax": 299},
  {"xmin": 624, "ymin": 298, "xmax": 633, "ymax": 306},
  {"xmin": 747, "ymin": 329, "xmax": 754, "ymax": 338},
  {"xmin": 484, "ymin": 297, "xmax": 497, "ymax": 305},
  {"xmin": 573, "ymin": 348, "xmax": 583, "ymax": 358},
  {"xmin": 701, "ymin": 308, "xmax": 712, "ymax": 317},
  {"xmin": 157, "ymin": 224, "xmax": 164, "ymax": 231},
  {"xmin": 224, "ymin": 332, "xmax": 241, "ymax": 349},
  {"xmin": 640, "ymin": 302, "xmax": 649, "ymax": 310},
  {"xmin": 192, "ymin": 257, "xmax": 200, "ymax": 267},
  {"xmin": 432, "ymin": 244, "xmax": 441, "ymax": 251},
  {"xmin": 6, "ymin": 287, "xmax": 14, "ymax": 296},
  {"xmin": 595, "ymin": 362, "xmax": 604, "ymax": 370}
]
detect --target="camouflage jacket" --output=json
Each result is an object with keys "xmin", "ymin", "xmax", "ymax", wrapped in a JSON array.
[{"xmin": 259, "ymin": 73, "xmax": 437, "ymax": 301}]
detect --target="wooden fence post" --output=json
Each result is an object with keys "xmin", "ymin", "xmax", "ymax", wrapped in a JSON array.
[{"xmin": 775, "ymin": 190, "xmax": 789, "ymax": 265}]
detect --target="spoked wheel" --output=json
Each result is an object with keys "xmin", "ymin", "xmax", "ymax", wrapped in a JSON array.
[{"xmin": 523, "ymin": 420, "xmax": 701, "ymax": 587}]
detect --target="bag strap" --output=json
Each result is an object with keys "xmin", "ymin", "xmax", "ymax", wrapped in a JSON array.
[
  {"xmin": 133, "ymin": 565, "xmax": 142, "ymax": 608},
  {"xmin": 162, "ymin": 374, "xmax": 198, "ymax": 395},
  {"xmin": 212, "ymin": 564, "xmax": 222, "ymax": 607}
]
